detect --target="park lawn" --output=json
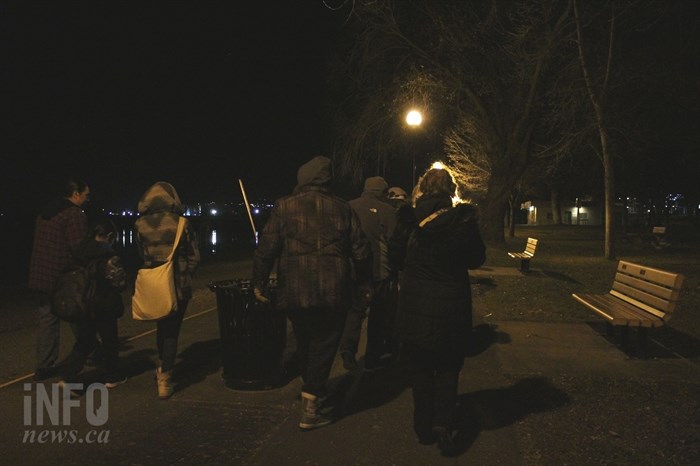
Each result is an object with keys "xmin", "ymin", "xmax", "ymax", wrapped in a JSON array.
[{"xmin": 475, "ymin": 223, "xmax": 700, "ymax": 361}]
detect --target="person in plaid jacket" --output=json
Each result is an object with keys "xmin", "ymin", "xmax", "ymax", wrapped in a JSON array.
[
  {"xmin": 252, "ymin": 155, "xmax": 372, "ymax": 431},
  {"xmin": 28, "ymin": 179, "xmax": 90, "ymax": 381}
]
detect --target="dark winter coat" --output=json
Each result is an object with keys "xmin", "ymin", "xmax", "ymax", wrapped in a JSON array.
[
  {"xmin": 252, "ymin": 156, "xmax": 372, "ymax": 310},
  {"xmin": 134, "ymin": 182, "xmax": 200, "ymax": 302},
  {"xmin": 349, "ymin": 182, "xmax": 397, "ymax": 282},
  {"xmin": 75, "ymin": 238, "xmax": 126, "ymax": 319},
  {"xmin": 389, "ymin": 193, "xmax": 486, "ymax": 354}
]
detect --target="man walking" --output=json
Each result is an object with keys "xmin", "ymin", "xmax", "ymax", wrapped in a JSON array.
[
  {"xmin": 252, "ymin": 156, "xmax": 371, "ymax": 431},
  {"xmin": 341, "ymin": 176, "xmax": 398, "ymax": 371}
]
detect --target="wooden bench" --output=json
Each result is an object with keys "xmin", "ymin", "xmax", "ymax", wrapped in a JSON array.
[
  {"xmin": 508, "ymin": 237, "xmax": 538, "ymax": 273},
  {"xmin": 572, "ymin": 260, "xmax": 684, "ymax": 354},
  {"xmin": 651, "ymin": 226, "xmax": 670, "ymax": 249}
]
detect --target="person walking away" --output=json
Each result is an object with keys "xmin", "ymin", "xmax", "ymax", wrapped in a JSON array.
[
  {"xmin": 386, "ymin": 186, "xmax": 408, "ymax": 209},
  {"xmin": 252, "ymin": 156, "xmax": 372, "ymax": 431},
  {"xmin": 28, "ymin": 179, "xmax": 90, "ymax": 381},
  {"xmin": 341, "ymin": 176, "xmax": 398, "ymax": 371},
  {"xmin": 388, "ymin": 168, "xmax": 486, "ymax": 454},
  {"xmin": 134, "ymin": 182, "xmax": 200, "ymax": 399},
  {"xmin": 56, "ymin": 219, "xmax": 128, "ymax": 387},
  {"xmin": 384, "ymin": 185, "xmax": 409, "ymax": 360}
]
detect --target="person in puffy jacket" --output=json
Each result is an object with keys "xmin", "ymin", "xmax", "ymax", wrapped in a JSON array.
[
  {"xmin": 389, "ymin": 167, "xmax": 486, "ymax": 453},
  {"xmin": 56, "ymin": 219, "xmax": 128, "ymax": 388},
  {"xmin": 252, "ymin": 156, "xmax": 372, "ymax": 431},
  {"xmin": 134, "ymin": 181, "xmax": 200, "ymax": 399}
]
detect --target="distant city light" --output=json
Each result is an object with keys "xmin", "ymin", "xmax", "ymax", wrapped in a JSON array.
[
  {"xmin": 253, "ymin": 208, "xmax": 260, "ymax": 215},
  {"xmin": 210, "ymin": 209, "xmax": 218, "ymax": 216}
]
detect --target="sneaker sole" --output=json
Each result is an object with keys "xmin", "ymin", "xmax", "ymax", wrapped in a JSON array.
[
  {"xmin": 298, "ymin": 420, "xmax": 332, "ymax": 431},
  {"xmin": 104, "ymin": 379, "xmax": 128, "ymax": 389}
]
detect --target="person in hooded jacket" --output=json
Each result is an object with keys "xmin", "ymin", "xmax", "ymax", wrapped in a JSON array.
[
  {"xmin": 134, "ymin": 182, "xmax": 200, "ymax": 399},
  {"xmin": 340, "ymin": 176, "xmax": 398, "ymax": 371},
  {"xmin": 28, "ymin": 179, "xmax": 90, "ymax": 381},
  {"xmin": 56, "ymin": 219, "xmax": 128, "ymax": 388},
  {"xmin": 252, "ymin": 156, "xmax": 372, "ymax": 431},
  {"xmin": 388, "ymin": 167, "xmax": 486, "ymax": 453}
]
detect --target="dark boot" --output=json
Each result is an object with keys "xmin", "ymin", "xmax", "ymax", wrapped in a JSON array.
[{"xmin": 299, "ymin": 392, "xmax": 332, "ymax": 431}]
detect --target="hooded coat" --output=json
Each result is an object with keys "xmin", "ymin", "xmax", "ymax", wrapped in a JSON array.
[
  {"xmin": 349, "ymin": 176, "xmax": 396, "ymax": 281},
  {"xmin": 389, "ymin": 193, "xmax": 486, "ymax": 354},
  {"xmin": 134, "ymin": 182, "xmax": 200, "ymax": 302},
  {"xmin": 28, "ymin": 198, "xmax": 88, "ymax": 292},
  {"xmin": 253, "ymin": 156, "xmax": 371, "ymax": 310}
]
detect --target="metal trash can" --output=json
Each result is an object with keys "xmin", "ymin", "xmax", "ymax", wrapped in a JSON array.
[{"xmin": 208, "ymin": 278, "xmax": 286, "ymax": 390}]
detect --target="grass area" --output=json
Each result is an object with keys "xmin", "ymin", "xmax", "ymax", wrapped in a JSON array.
[{"xmin": 474, "ymin": 224, "xmax": 700, "ymax": 360}]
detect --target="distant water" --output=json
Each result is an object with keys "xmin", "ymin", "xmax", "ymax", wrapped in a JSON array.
[{"xmin": 1, "ymin": 214, "xmax": 260, "ymax": 289}]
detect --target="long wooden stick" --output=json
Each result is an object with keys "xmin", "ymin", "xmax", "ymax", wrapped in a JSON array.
[{"xmin": 239, "ymin": 179, "xmax": 258, "ymax": 244}]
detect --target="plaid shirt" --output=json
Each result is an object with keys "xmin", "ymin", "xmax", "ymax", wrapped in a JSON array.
[
  {"xmin": 28, "ymin": 202, "xmax": 88, "ymax": 292},
  {"xmin": 253, "ymin": 185, "xmax": 371, "ymax": 310}
]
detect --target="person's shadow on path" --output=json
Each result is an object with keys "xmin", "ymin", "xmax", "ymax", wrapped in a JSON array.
[
  {"xmin": 174, "ymin": 339, "xmax": 223, "ymax": 391},
  {"xmin": 443, "ymin": 376, "xmax": 570, "ymax": 457},
  {"xmin": 330, "ymin": 323, "xmax": 508, "ymax": 423}
]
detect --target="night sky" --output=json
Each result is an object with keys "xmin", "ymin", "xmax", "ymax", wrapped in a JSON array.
[
  {"xmin": 2, "ymin": 1, "xmax": 699, "ymax": 217},
  {"xmin": 2, "ymin": 2, "xmax": 342, "ymax": 213}
]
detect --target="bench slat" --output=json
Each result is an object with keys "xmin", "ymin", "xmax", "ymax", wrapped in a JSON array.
[
  {"xmin": 614, "ymin": 273, "xmax": 676, "ymax": 302},
  {"xmin": 618, "ymin": 261, "xmax": 683, "ymax": 289},
  {"xmin": 508, "ymin": 252, "xmax": 532, "ymax": 259},
  {"xmin": 609, "ymin": 289, "xmax": 668, "ymax": 320},
  {"xmin": 611, "ymin": 279, "xmax": 676, "ymax": 314},
  {"xmin": 572, "ymin": 293, "xmax": 664, "ymax": 327}
]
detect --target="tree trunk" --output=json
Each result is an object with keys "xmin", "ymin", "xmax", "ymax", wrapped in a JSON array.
[
  {"xmin": 478, "ymin": 180, "xmax": 511, "ymax": 244},
  {"xmin": 574, "ymin": 0, "xmax": 616, "ymax": 260},
  {"xmin": 600, "ymin": 126, "xmax": 616, "ymax": 258},
  {"xmin": 550, "ymin": 189, "xmax": 562, "ymax": 224},
  {"xmin": 508, "ymin": 198, "xmax": 516, "ymax": 237}
]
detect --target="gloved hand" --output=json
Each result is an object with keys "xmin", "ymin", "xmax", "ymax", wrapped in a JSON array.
[
  {"xmin": 358, "ymin": 284, "xmax": 373, "ymax": 308},
  {"xmin": 253, "ymin": 287, "xmax": 269, "ymax": 304}
]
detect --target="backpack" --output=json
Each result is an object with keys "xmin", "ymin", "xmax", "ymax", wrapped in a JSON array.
[{"xmin": 51, "ymin": 262, "xmax": 97, "ymax": 322}]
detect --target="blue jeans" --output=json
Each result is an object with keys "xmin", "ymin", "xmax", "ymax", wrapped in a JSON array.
[
  {"xmin": 36, "ymin": 292, "xmax": 60, "ymax": 371},
  {"xmin": 156, "ymin": 299, "xmax": 188, "ymax": 372}
]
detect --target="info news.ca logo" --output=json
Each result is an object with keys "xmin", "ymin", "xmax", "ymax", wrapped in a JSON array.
[{"xmin": 23, "ymin": 383, "xmax": 110, "ymax": 444}]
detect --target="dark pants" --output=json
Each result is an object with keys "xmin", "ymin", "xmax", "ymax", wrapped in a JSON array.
[
  {"xmin": 288, "ymin": 306, "xmax": 346, "ymax": 398},
  {"xmin": 64, "ymin": 313, "xmax": 120, "ymax": 378},
  {"xmin": 400, "ymin": 342, "xmax": 464, "ymax": 438},
  {"xmin": 340, "ymin": 280, "xmax": 396, "ymax": 362},
  {"xmin": 157, "ymin": 299, "xmax": 188, "ymax": 372},
  {"xmin": 339, "ymin": 303, "xmax": 365, "ymax": 355}
]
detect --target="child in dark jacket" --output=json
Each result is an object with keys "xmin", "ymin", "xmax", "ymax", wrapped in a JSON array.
[{"xmin": 57, "ymin": 220, "xmax": 127, "ymax": 388}]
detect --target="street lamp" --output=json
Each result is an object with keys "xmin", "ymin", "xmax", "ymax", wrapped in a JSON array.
[
  {"xmin": 406, "ymin": 110, "xmax": 423, "ymax": 186},
  {"xmin": 406, "ymin": 110, "xmax": 422, "ymax": 126}
]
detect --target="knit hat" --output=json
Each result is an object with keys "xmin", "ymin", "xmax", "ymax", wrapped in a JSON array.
[
  {"xmin": 296, "ymin": 156, "xmax": 332, "ymax": 188},
  {"xmin": 363, "ymin": 176, "xmax": 388, "ymax": 194},
  {"xmin": 387, "ymin": 187, "xmax": 407, "ymax": 200}
]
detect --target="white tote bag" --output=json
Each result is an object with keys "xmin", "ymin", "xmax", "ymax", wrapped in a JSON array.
[{"xmin": 132, "ymin": 217, "xmax": 185, "ymax": 321}]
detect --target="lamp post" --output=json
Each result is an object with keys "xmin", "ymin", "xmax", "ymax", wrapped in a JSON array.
[{"xmin": 406, "ymin": 110, "xmax": 423, "ymax": 186}]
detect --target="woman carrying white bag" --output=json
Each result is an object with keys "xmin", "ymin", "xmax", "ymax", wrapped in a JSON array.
[{"xmin": 133, "ymin": 182, "xmax": 200, "ymax": 399}]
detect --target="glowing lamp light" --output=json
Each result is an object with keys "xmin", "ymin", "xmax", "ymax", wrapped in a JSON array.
[
  {"xmin": 210, "ymin": 208, "xmax": 218, "ymax": 216},
  {"xmin": 406, "ymin": 110, "xmax": 422, "ymax": 126}
]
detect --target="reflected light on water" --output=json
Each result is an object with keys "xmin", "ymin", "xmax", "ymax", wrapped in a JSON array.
[
  {"xmin": 211, "ymin": 229, "xmax": 217, "ymax": 254},
  {"xmin": 120, "ymin": 229, "xmax": 133, "ymax": 247}
]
